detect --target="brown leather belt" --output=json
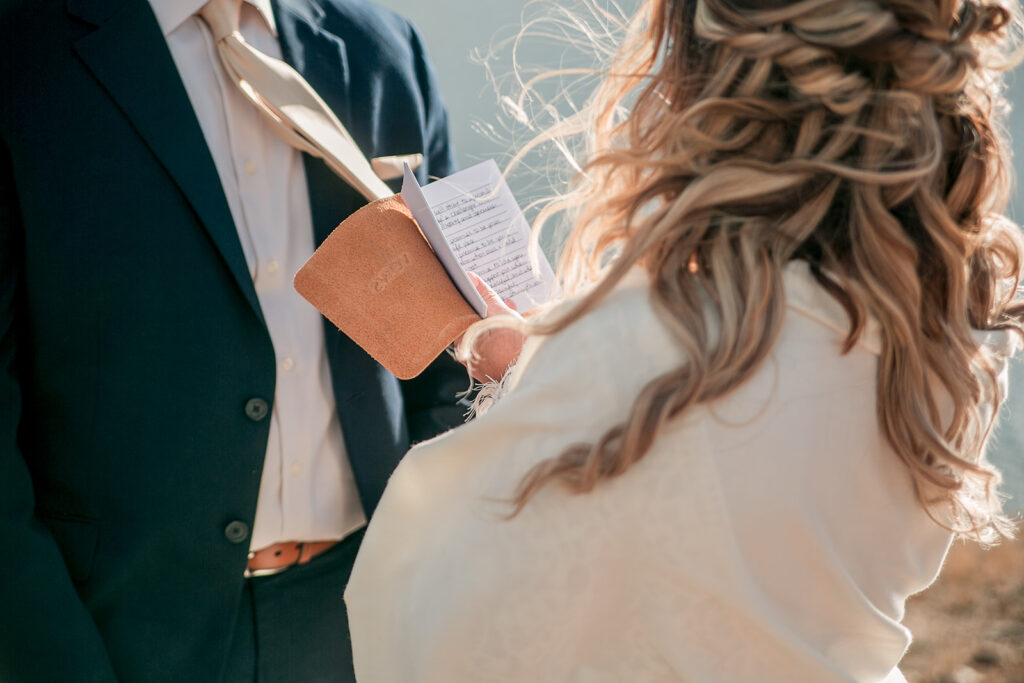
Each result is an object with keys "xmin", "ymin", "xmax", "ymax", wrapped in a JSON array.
[{"xmin": 245, "ymin": 540, "xmax": 338, "ymax": 577}]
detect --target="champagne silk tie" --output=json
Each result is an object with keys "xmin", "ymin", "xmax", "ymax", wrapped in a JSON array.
[{"xmin": 199, "ymin": 0, "xmax": 401, "ymax": 202}]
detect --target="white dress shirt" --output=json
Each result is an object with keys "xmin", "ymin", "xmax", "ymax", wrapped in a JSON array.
[
  {"xmin": 150, "ymin": 0, "xmax": 366, "ymax": 551},
  {"xmin": 346, "ymin": 263, "xmax": 1016, "ymax": 681}
]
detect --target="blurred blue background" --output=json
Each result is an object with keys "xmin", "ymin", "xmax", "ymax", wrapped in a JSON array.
[{"xmin": 377, "ymin": 0, "xmax": 1024, "ymax": 514}]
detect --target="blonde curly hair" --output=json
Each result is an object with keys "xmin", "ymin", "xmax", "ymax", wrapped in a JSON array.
[{"xmin": 475, "ymin": 0, "xmax": 1024, "ymax": 541}]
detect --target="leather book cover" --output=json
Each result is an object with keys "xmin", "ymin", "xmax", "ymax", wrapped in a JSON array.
[{"xmin": 293, "ymin": 195, "xmax": 481, "ymax": 379}]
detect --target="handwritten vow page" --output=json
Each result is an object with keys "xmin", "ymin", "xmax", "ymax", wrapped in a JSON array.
[{"xmin": 401, "ymin": 160, "xmax": 555, "ymax": 315}]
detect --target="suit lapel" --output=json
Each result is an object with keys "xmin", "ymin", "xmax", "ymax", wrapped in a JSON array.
[
  {"xmin": 272, "ymin": 0, "xmax": 365, "ymax": 248},
  {"xmin": 67, "ymin": 0, "xmax": 265, "ymax": 324}
]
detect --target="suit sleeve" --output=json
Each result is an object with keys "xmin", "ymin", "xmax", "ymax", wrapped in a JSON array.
[
  {"xmin": 399, "ymin": 21, "xmax": 473, "ymax": 442},
  {"xmin": 0, "ymin": 138, "xmax": 118, "ymax": 682}
]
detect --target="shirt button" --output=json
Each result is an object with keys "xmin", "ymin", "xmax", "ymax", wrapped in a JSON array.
[
  {"xmin": 224, "ymin": 520, "xmax": 250, "ymax": 544},
  {"xmin": 289, "ymin": 461, "xmax": 303, "ymax": 477},
  {"xmin": 244, "ymin": 397, "xmax": 269, "ymax": 421},
  {"xmin": 266, "ymin": 260, "xmax": 280, "ymax": 275},
  {"xmin": 244, "ymin": 159, "xmax": 257, "ymax": 175},
  {"xmin": 281, "ymin": 357, "xmax": 295, "ymax": 373}
]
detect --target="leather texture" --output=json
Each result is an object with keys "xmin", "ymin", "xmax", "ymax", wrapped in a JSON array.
[
  {"xmin": 246, "ymin": 540, "xmax": 339, "ymax": 574},
  {"xmin": 295, "ymin": 195, "xmax": 480, "ymax": 379}
]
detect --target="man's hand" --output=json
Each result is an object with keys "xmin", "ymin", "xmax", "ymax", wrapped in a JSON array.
[{"xmin": 460, "ymin": 272, "xmax": 527, "ymax": 383}]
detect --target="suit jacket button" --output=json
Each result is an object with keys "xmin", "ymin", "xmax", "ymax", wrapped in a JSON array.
[
  {"xmin": 244, "ymin": 397, "xmax": 269, "ymax": 421},
  {"xmin": 224, "ymin": 521, "xmax": 250, "ymax": 544}
]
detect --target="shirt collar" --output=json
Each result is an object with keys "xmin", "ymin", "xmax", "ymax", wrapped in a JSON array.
[{"xmin": 148, "ymin": 0, "xmax": 278, "ymax": 38}]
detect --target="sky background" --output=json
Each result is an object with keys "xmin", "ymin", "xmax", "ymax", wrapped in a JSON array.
[{"xmin": 377, "ymin": 0, "xmax": 1024, "ymax": 512}]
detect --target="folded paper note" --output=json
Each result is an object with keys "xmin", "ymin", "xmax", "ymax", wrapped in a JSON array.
[
  {"xmin": 294, "ymin": 160, "xmax": 554, "ymax": 379},
  {"xmin": 405, "ymin": 160, "xmax": 555, "ymax": 314}
]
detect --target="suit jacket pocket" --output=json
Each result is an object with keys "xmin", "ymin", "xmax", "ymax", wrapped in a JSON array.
[{"xmin": 37, "ymin": 512, "xmax": 99, "ymax": 583}]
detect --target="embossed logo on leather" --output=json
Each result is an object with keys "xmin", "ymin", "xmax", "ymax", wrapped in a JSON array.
[{"xmin": 370, "ymin": 253, "xmax": 412, "ymax": 294}]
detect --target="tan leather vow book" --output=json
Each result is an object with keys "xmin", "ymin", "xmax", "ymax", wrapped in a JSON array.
[
  {"xmin": 294, "ymin": 195, "xmax": 481, "ymax": 379},
  {"xmin": 295, "ymin": 160, "xmax": 555, "ymax": 380}
]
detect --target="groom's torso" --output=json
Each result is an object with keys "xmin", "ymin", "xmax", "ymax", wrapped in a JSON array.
[{"xmin": 0, "ymin": 0, "xmax": 456, "ymax": 677}]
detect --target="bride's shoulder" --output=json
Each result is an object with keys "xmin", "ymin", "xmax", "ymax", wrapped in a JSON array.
[
  {"xmin": 470, "ymin": 269, "xmax": 687, "ymax": 421},
  {"xmin": 543, "ymin": 268, "xmax": 671, "ymax": 344},
  {"xmin": 514, "ymin": 268, "xmax": 680, "ymax": 376}
]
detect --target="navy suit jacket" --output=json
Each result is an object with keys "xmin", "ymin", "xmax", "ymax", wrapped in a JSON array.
[{"xmin": 0, "ymin": 0, "xmax": 463, "ymax": 679}]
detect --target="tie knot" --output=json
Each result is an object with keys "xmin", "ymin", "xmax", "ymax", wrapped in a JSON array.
[{"xmin": 199, "ymin": 0, "xmax": 243, "ymax": 41}]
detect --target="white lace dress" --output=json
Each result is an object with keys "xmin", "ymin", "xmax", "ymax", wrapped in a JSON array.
[{"xmin": 345, "ymin": 264, "xmax": 1015, "ymax": 682}]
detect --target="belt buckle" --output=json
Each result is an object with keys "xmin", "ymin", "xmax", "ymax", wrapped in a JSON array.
[
  {"xmin": 243, "ymin": 564, "xmax": 291, "ymax": 579},
  {"xmin": 244, "ymin": 546, "xmax": 300, "ymax": 578},
  {"xmin": 243, "ymin": 539, "xmax": 342, "ymax": 578}
]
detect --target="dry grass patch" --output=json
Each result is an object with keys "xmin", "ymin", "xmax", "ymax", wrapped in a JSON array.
[{"xmin": 902, "ymin": 536, "xmax": 1024, "ymax": 683}]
